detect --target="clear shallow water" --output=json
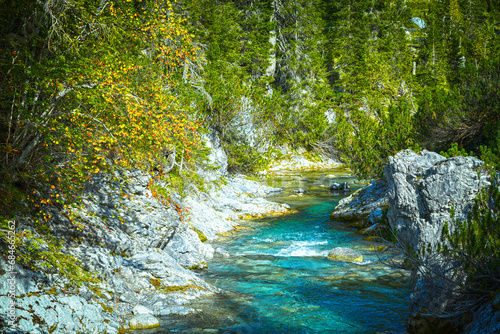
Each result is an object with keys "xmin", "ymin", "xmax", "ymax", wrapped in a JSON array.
[{"xmin": 147, "ymin": 169, "xmax": 410, "ymax": 333}]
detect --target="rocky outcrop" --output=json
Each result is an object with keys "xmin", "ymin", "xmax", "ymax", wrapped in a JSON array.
[
  {"xmin": 0, "ymin": 258, "xmax": 115, "ymax": 334},
  {"xmin": 0, "ymin": 135, "xmax": 291, "ymax": 333},
  {"xmin": 463, "ymin": 294, "xmax": 500, "ymax": 334},
  {"xmin": 385, "ymin": 150, "xmax": 489, "ymax": 253},
  {"xmin": 329, "ymin": 149, "xmax": 500, "ymax": 333},
  {"xmin": 384, "ymin": 150, "xmax": 493, "ymax": 333},
  {"xmin": 330, "ymin": 180, "xmax": 389, "ymax": 227},
  {"xmin": 201, "ymin": 128, "xmax": 228, "ymax": 178},
  {"xmin": 183, "ymin": 173, "xmax": 289, "ymax": 241}
]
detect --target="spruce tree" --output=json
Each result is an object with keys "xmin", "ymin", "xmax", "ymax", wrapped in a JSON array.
[
  {"xmin": 413, "ymin": 0, "xmax": 500, "ymax": 152},
  {"xmin": 328, "ymin": 0, "xmax": 418, "ymax": 177}
]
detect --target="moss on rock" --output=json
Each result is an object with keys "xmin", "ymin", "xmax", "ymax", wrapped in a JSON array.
[{"xmin": 193, "ymin": 228, "xmax": 207, "ymax": 242}]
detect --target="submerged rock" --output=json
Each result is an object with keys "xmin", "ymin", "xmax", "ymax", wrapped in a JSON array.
[
  {"xmin": 214, "ymin": 248, "xmax": 230, "ymax": 258},
  {"xmin": 294, "ymin": 188, "xmax": 307, "ymax": 194},
  {"xmin": 129, "ymin": 314, "xmax": 160, "ymax": 330},
  {"xmin": 329, "ymin": 182, "xmax": 350, "ymax": 191},
  {"xmin": 154, "ymin": 305, "xmax": 198, "ymax": 316},
  {"xmin": 327, "ymin": 247, "xmax": 363, "ymax": 263}
]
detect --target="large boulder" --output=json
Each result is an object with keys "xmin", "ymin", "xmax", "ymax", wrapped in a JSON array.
[
  {"xmin": 385, "ymin": 149, "xmax": 489, "ymax": 253},
  {"xmin": 384, "ymin": 150, "xmax": 492, "ymax": 333}
]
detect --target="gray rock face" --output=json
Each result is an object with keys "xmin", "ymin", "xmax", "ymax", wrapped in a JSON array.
[
  {"xmin": 384, "ymin": 149, "xmax": 489, "ymax": 253},
  {"xmin": 202, "ymin": 128, "xmax": 228, "ymax": 176},
  {"xmin": 384, "ymin": 150, "xmax": 492, "ymax": 333},
  {"xmin": 464, "ymin": 295, "xmax": 500, "ymax": 334},
  {"xmin": 236, "ymin": 96, "xmax": 258, "ymax": 148},
  {"xmin": 0, "ymin": 256, "xmax": 115, "ymax": 334},
  {"xmin": 329, "ymin": 149, "xmax": 499, "ymax": 332}
]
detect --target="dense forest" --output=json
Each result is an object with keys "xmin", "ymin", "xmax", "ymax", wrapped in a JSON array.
[{"xmin": 1, "ymin": 0, "xmax": 500, "ymax": 321}]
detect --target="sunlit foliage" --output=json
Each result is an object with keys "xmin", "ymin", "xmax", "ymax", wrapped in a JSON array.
[{"xmin": 0, "ymin": 0, "xmax": 201, "ymax": 204}]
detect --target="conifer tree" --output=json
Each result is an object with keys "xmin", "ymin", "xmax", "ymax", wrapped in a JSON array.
[
  {"xmin": 414, "ymin": 0, "xmax": 500, "ymax": 152},
  {"xmin": 329, "ymin": 0, "xmax": 418, "ymax": 177}
]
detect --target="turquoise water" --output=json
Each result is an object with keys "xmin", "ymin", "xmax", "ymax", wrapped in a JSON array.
[{"xmin": 150, "ymin": 170, "xmax": 410, "ymax": 333}]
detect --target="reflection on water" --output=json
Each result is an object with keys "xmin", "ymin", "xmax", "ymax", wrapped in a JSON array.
[{"xmin": 143, "ymin": 169, "xmax": 409, "ymax": 333}]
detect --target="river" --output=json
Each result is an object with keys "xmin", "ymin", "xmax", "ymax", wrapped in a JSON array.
[{"xmin": 143, "ymin": 169, "xmax": 410, "ymax": 333}]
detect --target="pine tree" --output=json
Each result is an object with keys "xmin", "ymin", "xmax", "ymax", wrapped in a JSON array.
[
  {"xmin": 413, "ymin": 0, "xmax": 500, "ymax": 152},
  {"xmin": 235, "ymin": 0, "xmax": 275, "ymax": 80},
  {"xmin": 327, "ymin": 0, "xmax": 418, "ymax": 177}
]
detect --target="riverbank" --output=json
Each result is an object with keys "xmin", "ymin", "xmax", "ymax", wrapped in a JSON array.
[
  {"xmin": 0, "ymin": 141, "xmax": 339, "ymax": 334},
  {"xmin": 0, "ymin": 173, "xmax": 293, "ymax": 333}
]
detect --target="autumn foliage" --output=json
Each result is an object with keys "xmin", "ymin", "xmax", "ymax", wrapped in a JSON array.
[{"xmin": 0, "ymin": 0, "xmax": 202, "ymax": 210}]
